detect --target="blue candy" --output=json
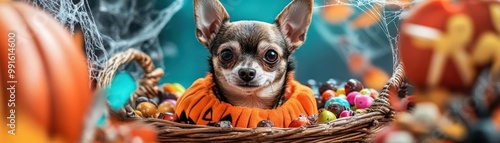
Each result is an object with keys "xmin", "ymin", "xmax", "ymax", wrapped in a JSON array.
[{"xmin": 324, "ymin": 97, "xmax": 351, "ymax": 110}]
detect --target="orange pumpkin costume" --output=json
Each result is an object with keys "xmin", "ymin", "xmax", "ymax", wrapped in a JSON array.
[{"xmin": 174, "ymin": 73, "xmax": 318, "ymax": 128}]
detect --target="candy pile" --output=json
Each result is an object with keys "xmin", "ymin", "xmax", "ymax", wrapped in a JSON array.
[
  {"xmin": 133, "ymin": 83, "xmax": 185, "ymax": 122},
  {"xmin": 131, "ymin": 78, "xmax": 380, "ymax": 128},
  {"xmin": 289, "ymin": 78, "xmax": 379, "ymax": 127}
]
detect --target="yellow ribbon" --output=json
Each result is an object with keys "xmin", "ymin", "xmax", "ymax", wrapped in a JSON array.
[
  {"xmin": 411, "ymin": 14, "xmax": 476, "ymax": 87},
  {"xmin": 472, "ymin": 4, "xmax": 500, "ymax": 79}
]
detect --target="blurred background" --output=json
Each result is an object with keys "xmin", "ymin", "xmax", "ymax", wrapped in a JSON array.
[{"xmin": 156, "ymin": 0, "xmax": 401, "ymax": 88}]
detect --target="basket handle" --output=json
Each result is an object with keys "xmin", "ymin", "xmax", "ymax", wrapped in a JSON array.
[
  {"xmin": 367, "ymin": 60, "xmax": 406, "ymax": 118},
  {"xmin": 97, "ymin": 48, "xmax": 164, "ymax": 119},
  {"xmin": 97, "ymin": 48, "xmax": 160, "ymax": 88}
]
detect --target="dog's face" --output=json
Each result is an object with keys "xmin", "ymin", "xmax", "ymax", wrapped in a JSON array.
[
  {"xmin": 194, "ymin": 0, "xmax": 313, "ymax": 108},
  {"xmin": 210, "ymin": 22, "xmax": 290, "ymax": 92}
]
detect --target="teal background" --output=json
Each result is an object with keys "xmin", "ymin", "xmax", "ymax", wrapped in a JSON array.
[{"xmin": 158, "ymin": 0, "xmax": 395, "ymax": 88}]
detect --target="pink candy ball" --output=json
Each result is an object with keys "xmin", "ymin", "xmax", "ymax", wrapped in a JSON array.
[
  {"xmin": 347, "ymin": 91, "xmax": 359, "ymax": 106},
  {"xmin": 354, "ymin": 95, "xmax": 374, "ymax": 109},
  {"xmin": 339, "ymin": 110, "xmax": 351, "ymax": 118},
  {"xmin": 370, "ymin": 88, "xmax": 379, "ymax": 99},
  {"xmin": 163, "ymin": 99, "xmax": 177, "ymax": 106}
]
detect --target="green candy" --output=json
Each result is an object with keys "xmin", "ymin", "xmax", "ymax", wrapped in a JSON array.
[
  {"xmin": 317, "ymin": 110, "xmax": 337, "ymax": 124},
  {"xmin": 351, "ymin": 106, "xmax": 357, "ymax": 111},
  {"xmin": 172, "ymin": 83, "xmax": 186, "ymax": 93}
]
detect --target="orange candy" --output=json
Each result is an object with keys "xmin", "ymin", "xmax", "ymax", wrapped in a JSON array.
[
  {"xmin": 134, "ymin": 110, "xmax": 144, "ymax": 118},
  {"xmin": 163, "ymin": 83, "xmax": 176, "ymax": 93},
  {"xmin": 288, "ymin": 116, "xmax": 308, "ymax": 128},
  {"xmin": 136, "ymin": 102, "xmax": 157, "ymax": 117},
  {"xmin": 322, "ymin": 90, "xmax": 336, "ymax": 102},
  {"xmin": 158, "ymin": 102, "xmax": 175, "ymax": 113}
]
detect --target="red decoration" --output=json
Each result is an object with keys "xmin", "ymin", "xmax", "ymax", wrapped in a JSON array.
[{"xmin": 399, "ymin": 0, "xmax": 500, "ymax": 92}]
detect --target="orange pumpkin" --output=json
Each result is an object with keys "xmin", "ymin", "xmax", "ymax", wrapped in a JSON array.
[
  {"xmin": 399, "ymin": 0, "xmax": 500, "ymax": 92},
  {"xmin": 0, "ymin": 1, "xmax": 92, "ymax": 142}
]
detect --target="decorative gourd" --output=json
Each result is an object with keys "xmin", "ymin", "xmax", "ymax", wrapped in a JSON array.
[{"xmin": 0, "ymin": 1, "xmax": 91, "ymax": 142}]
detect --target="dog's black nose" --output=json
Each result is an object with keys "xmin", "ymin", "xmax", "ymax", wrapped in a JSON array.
[{"xmin": 238, "ymin": 68, "xmax": 256, "ymax": 82}]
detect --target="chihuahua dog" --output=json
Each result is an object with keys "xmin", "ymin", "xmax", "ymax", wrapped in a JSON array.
[{"xmin": 194, "ymin": 0, "xmax": 313, "ymax": 109}]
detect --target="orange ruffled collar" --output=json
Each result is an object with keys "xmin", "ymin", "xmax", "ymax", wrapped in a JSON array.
[{"xmin": 174, "ymin": 73, "xmax": 317, "ymax": 128}]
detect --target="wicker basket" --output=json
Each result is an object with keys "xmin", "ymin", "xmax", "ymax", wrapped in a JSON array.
[{"xmin": 97, "ymin": 48, "xmax": 406, "ymax": 142}]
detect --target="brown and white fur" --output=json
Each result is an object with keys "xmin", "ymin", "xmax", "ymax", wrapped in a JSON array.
[{"xmin": 194, "ymin": 0, "xmax": 313, "ymax": 109}]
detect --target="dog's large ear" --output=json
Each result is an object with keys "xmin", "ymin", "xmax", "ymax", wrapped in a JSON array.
[
  {"xmin": 275, "ymin": 0, "xmax": 313, "ymax": 51},
  {"xmin": 194, "ymin": 0, "xmax": 229, "ymax": 47}
]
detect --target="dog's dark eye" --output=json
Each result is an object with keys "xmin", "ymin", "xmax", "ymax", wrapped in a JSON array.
[
  {"xmin": 264, "ymin": 50, "xmax": 279, "ymax": 63},
  {"xmin": 220, "ymin": 49, "xmax": 233, "ymax": 62}
]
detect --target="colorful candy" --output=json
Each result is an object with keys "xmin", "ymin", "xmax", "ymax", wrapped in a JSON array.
[
  {"xmin": 369, "ymin": 88, "xmax": 379, "ymax": 99},
  {"xmin": 158, "ymin": 102, "xmax": 175, "ymax": 113},
  {"xmin": 134, "ymin": 110, "xmax": 144, "ymax": 118},
  {"xmin": 336, "ymin": 88, "xmax": 346, "ymax": 96},
  {"xmin": 257, "ymin": 120, "xmax": 275, "ymax": 127},
  {"xmin": 322, "ymin": 90, "xmax": 336, "ymax": 102},
  {"xmin": 324, "ymin": 97, "xmax": 350, "ymax": 110},
  {"xmin": 326, "ymin": 103, "xmax": 345, "ymax": 117},
  {"xmin": 158, "ymin": 91, "xmax": 178, "ymax": 101},
  {"xmin": 347, "ymin": 91, "xmax": 360, "ymax": 105},
  {"xmin": 136, "ymin": 102, "xmax": 157, "ymax": 117},
  {"xmin": 355, "ymin": 95, "xmax": 374, "ymax": 109},
  {"xmin": 339, "ymin": 110, "xmax": 351, "ymax": 118},
  {"xmin": 172, "ymin": 83, "xmax": 186, "ymax": 93},
  {"xmin": 135, "ymin": 96, "xmax": 149, "ymax": 106},
  {"xmin": 163, "ymin": 83, "xmax": 186, "ymax": 95},
  {"xmin": 319, "ymin": 81, "xmax": 338, "ymax": 95},
  {"xmin": 344, "ymin": 79, "xmax": 364, "ymax": 94},
  {"xmin": 316, "ymin": 96, "xmax": 325, "ymax": 109},
  {"xmin": 307, "ymin": 78, "xmax": 383, "ymax": 125},
  {"xmin": 359, "ymin": 89, "xmax": 371, "ymax": 96},
  {"xmin": 158, "ymin": 112, "xmax": 178, "ymax": 121},
  {"xmin": 337, "ymin": 94, "xmax": 347, "ymax": 99},
  {"xmin": 214, "ymin": 120, "xmax": 233, "ymax": 128},
  {"xmin": 149, "ymin": 97, "xmax": 159, "ymax": 107},
  {"xmin": 318, "ymin": 110, "xmax": 337, "ymax": 124},
  {"xmin": 355, "ymin": 109, "xmax": 367, "ymax": 114},
  {"xmin": 163, "ymin": 99, "xmax": 177, "ymax": 106},
  {"xmin": 307, "ymin": 114, "xmax": 319, "ymax": 125},
  {"xmin": 289, "ymin": 115, "xmax": 308, "ymax": 128}
]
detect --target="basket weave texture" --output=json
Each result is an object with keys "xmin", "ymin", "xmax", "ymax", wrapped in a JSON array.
[{"xmin": 97, "ymin": 48, "xmax": 406, "ymax": 142}]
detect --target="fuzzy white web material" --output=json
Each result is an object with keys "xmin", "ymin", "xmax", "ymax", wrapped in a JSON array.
[
  {"xmin": 313, "ymin": 0, "xmax": 421, "ymax": 71},
  {"xmin": 23, "ymin": 0, "xmax": 183, "ymax": 85}
]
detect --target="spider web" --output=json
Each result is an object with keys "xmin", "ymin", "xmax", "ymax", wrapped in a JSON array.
[
  {"xmin": 22, "ymin": 0, "xmax": 183, "ymax": 85},
  {"xmin": 313, "ymin": 0, "xmax": 421, "ymax": 72}
]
